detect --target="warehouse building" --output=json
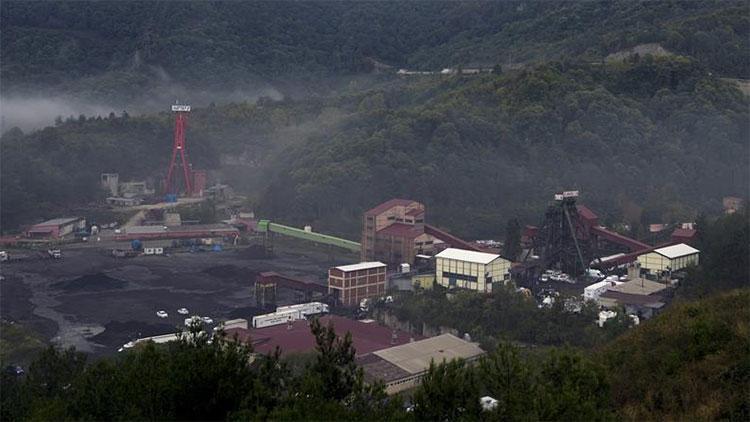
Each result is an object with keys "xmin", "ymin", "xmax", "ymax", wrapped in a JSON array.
[
  {"xmin": 435, "ymin": 248, "xmax": 512, "ymax": 293},
  {"xmin": 328, "ymin": 262, "xmax": 387, "ymax": 307},
  {"xmin": 361, "ymin": 199, "xmax": 482, "ymax": 268},
  {"xmin": 637, "ymin": 243, "xmax": 699, "ymax": 276},
  {"xmin": 224, "ymin": 315, "xmax": 417, "ymax": 356},
  {"xmin": 26, "ymin": 217, "xmax": 86, "ymax": 238},
  {"xmin": 358, "ymin": 334, "xmax": 485, "ymax": 394}
]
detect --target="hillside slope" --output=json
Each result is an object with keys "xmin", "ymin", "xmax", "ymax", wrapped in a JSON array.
[
  {"xmin": 603, "ymin": 289, "xmax": 750, "ymax": 420},
  {"xmin": 2, "ymin": 0, "xmax": 747, "ymax": 98},
  {"xmin": 258, "ymin": 58, "xmax": 749, "ymax": 237},
  {"xmin": 3, "ymin": 58, "xmax": 747, "ymax": 237}
]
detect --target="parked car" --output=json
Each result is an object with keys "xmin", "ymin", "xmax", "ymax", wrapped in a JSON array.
[{"xmin": 5, "ymin": 365, "xmax": 24, "ymax": 376}]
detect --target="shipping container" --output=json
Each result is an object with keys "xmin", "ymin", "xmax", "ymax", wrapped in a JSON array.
[
  {"xmin": 252, "ymin": 309, "xmax": 303, "ymax": 328},
  {"xmin": 275, "ymin": 302, "xmax": 329, "ymax": 317}
]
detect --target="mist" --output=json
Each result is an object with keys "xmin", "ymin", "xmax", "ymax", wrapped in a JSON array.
[
  {"xmin": 0, "ymin": 76, "xmax": 285, "ymax": 134},
  {"xmin": 0, "ymin": 96, "xmax": 119, "ymax": 132}
]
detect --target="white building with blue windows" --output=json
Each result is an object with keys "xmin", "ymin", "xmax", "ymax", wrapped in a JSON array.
[{"xmin": 435, "ymin": 248, "xmax": 512, "ymax": 293}]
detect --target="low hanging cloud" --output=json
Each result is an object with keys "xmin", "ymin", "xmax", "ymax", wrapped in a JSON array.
[{"xmin": 0, "ymin": 95, "xmax": 119, "ymax": 133}]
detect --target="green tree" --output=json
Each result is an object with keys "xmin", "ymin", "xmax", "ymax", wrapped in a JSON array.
[
  {"xmin": 412, "ymin": 359, "xmax": 481, "ymax": 420},
  {"xmin": 536, "ymin": 348, "xmax": 612, "ymax": 421},
  {"xmin": 479, "ymin": 343, "xmax": 538, "ymax": 420}
]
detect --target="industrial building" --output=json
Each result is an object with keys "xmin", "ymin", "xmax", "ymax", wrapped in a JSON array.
[
  {"xmin": 224, "ymin": 315, "xmax": 417, "ymax": 356},
  {"xmin": 597, "ymin": 263, "xmax": 671, "ymax": 319},
  {"xmin": 26, "ymin": 217, "xmax": 86, "ymax": 238},
  {"xmin": 328, "ymin": 262, "xmax": 387, "ymax": 307},
  {"xmin": 361, "ymin": 199, "xmax": 481, "ymax": 268},
  {"xmin": 435, "ymin": 248, "xmax": 512, "ymax": 292},
  {"xmin": 114, "ymin": 224, "xmax": 239, "ymax": 241},
  {"xmin": 637, "ymin": 243, "xmax": 699, "ymax": 275},
  {"xmin": 358, "ymin": 334, "xmax": 485, "ymax": 394}
]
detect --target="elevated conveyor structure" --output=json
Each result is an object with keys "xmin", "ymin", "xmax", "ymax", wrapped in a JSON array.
[{"xmin": 256, "ymin": 220, "xmax": 360, "ymax": 254}]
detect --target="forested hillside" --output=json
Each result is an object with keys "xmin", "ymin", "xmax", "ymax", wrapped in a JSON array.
[
  {"xmin": 2, "ymin": 1, "xmax": 748, "ymax": 234},
  {"xmin": 259, "ymin": 58, "xmax": 748, "ymax": 237},
  {"xmin": 2, "ymin": 0, "xmax": 747, "ymax": 98},
  {"xmin": 2, "ymin": 57, "xmax": 747, "ymax": 236}
]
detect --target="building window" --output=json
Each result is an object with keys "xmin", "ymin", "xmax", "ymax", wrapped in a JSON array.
[{"xmin": 442, "ymin": 271, "xmax": 478, "ymax": 283}]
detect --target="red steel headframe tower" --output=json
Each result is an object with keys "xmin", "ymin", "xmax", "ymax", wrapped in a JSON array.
[{"xmin": 165, "ymin": 103, "xmax": 193, "ymax": 196}]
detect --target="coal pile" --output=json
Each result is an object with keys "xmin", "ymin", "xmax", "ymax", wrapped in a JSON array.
[
  {"xmin": 202, "ymin": 265, "xmax": 245, "ymax": 279},
  {"xmin": 237, "ymin": 244, "xmax": 270, "ymax": 259},
  {"xmin": 52, "ymin": 273, "xmax": 127, "ymax": 292},
  {"xmin": 226, "ymin": 306, "xmax": 265, "ymax": 320}
]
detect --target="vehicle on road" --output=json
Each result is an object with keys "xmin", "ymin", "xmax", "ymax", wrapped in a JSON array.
[
  {"xmin": 177, "ymin": 307, "xmax": 189, "ymax": 315},
  {"xmin": 48, "ymin": 249, "xmax": 62, "ymax": 259},
  {"xmin": 156, "ymin": 310, "xmax": 168, "ymax": 318},
  {"xmin": 201, "ymin": 316, "xmax": 213, "ymax": 324},
  {"xmin": 0, "ymin": 251, "xmax": 8, "ymax": 262}
]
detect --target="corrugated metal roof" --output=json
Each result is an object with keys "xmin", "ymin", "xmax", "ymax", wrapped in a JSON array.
[
  {"xmin": 377, "ymin": 223, "xmax": 422, "ymax": 238},
  {"xmin": 126, "ymin": 225, "xmax": 167, "ymax": 234},
  {"xmin": 610, "ymin": 279, "xmax": 668, "ymax": 295},
  {"xmin": 225, "ymin": 315, "xmax": 417, "ymax": 356},
  {"xmin": 424, "ymin": 224, "xmax": 483, "ymax": 252},
  {"xmin": 435, "ymin": 247, "xmax": 502, "ymax": 265},
  {"xmin": 373, "ymin": 334, "xmax": 484, "ymax": 375},
  {"xmin": 653, "ymin": 243, "xmax": 699, "ymax": 259},
  {"xmin": 335, "ymin": 261, "xmax": 387, "ymax": 272},
  {"xmin": 32, "ymin": 217, "xmax": 81, "ymax": 227},
  {"xmin": 671, "ymin": 228, "xmax": 697, "ymax": 238},
  {"xmin": 364, "ymin": 199, "xmax": 421, "ymax": 216}
]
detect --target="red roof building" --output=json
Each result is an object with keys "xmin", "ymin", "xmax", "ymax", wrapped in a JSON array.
[
  {"xmin": 671, "ymin": 228, "xmax": 697, "ymax": 245},
  {"xmin": 361, "ymin": 199, "xmax": 480, "ymax": 267},
  {"xmin": 224, "ymin": 315, "xmax": 419, "ymax": 356}
]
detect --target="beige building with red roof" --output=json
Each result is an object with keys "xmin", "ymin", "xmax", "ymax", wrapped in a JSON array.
[{"xmin": 361, "ymin": 199, "xmax": 482, "ymax": 268}]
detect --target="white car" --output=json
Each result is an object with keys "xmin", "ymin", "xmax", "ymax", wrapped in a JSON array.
[
  {"xmin": 177, "ymin": 307, "xmax": 189, "ymax": 315},
  {"xmin": 201, "ymin": 316, "xmax": 213, "ymax": 324},
  {"xmin": 156, "ymin": 310, "xmax": 168, "ymax": 318}
]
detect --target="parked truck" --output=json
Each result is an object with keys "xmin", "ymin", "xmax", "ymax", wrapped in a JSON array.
[
  {"xmin": 251, "ymin": 309, "xmax": 302, "ymax": 329},
  {"xmin": 275, "ymin": 302, "xmax": 329, "ymax": 317}
]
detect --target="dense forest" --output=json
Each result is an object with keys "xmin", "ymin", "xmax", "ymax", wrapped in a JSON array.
[
  {"xmin": 2, "ymin": 1, "xmax": 748, "ymax": 234},
  {"xmin": 2, "ymin": 0, "xmax": 748, "ymax": 96},
  {"xmin": 3, "ymin": 57, "xmax": 746, "ymax": 238}
]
